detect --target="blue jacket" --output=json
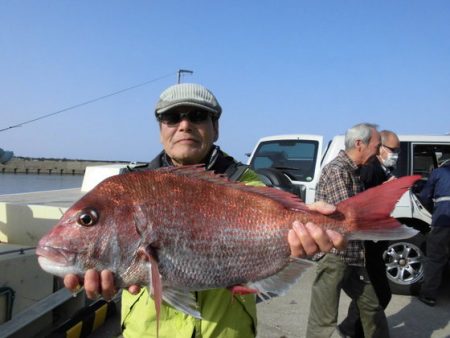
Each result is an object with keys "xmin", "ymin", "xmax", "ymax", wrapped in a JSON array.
[{"xmin": 419, "ymin": 162, "xmax": 450, "ymax": 227}]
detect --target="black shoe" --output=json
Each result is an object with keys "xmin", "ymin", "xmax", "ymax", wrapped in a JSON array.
[
  {"xmin": 336, "ymin": 325, "xmax": 353, "ymax": 338},
  {"xmin": 418, "ymin": 295, "xmax": 436, "ymax": 307}
]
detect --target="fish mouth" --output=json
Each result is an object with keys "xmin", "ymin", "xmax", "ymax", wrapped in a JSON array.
[
  {"xmin": 36, "ymin": 246, "xmax": 77, "ymax": 265},
  {"xmin": 36, "ymin": 246, "xmax": 83, "ymax": 278}
]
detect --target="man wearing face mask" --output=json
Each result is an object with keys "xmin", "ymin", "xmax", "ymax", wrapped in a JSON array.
[
  {"xmin": 338, "ymin": 130, "xmax": 400, "ymax": 338},
  {"xmin": 361, "ymin": 130, "xmax": 400, "ymax": 187}
]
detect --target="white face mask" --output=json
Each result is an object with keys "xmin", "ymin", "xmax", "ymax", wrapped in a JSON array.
[{"xmin": 382, "ymin": 152, "xmax": 398, "ymax": 168}]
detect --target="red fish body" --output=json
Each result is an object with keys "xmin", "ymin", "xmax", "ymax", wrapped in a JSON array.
[{"xmin": 37, "ymin": 166, "xmax": 420, "ymax": 317}]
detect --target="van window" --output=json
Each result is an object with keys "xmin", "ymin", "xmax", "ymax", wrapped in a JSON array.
[
  {"xmin": 392, "ymin": 142, "xmax": 409, "ymax": 177},
  {"xmin": 411, "ymin": 144, "xmax": 450, "ymax": 178},
  {"xmin": 249, "ymin": 140, "xmax": 319, "ymax": 182}
]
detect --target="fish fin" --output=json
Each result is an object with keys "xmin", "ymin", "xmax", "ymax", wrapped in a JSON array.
[
  {"xmin": 138, "ymin": 248, "xmax": 162, "ymax": 337},
  {"xmin": 347, "ymin": 224, "xmax": 419, "ymax": 241},
  {"xmin": 162, "ymin": 288, "xmax": 201, "ymax": 319},
  {"xmin": 228, "ymin": 285, "xmax": 259, "ymax": 295},
  {"xmin": 336, "ymin": 175, "xmax": 421, "ymax": 236},
  {"xmin": 147, "ymin": 256, "xmax": 162, "ymax": 337},
  {"xmin": 248, "ymin": 258, "xmax": 313, "ymax": 301},
  {"xmin": 155, "ymin": 164, "xmax": 309, "ymax": 209}
]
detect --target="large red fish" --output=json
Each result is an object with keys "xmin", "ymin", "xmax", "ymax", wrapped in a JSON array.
[{"xmin": 37, "ymin": 166, "xmax": 419, "ymax": 319}]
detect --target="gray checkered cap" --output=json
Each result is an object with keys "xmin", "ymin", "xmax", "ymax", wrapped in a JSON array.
[{"xmin": 155, "ymin": 83, "xmax": 222, "ymax": 118}]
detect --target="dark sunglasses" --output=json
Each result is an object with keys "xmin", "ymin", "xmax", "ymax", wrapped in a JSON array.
[
  {"xmin": 383, "ymin": 145, "xmax": 401, "ymax": 154},
  {"xmin": 157, "ymin": 110, "xmax": 211, "ymax": 125}
]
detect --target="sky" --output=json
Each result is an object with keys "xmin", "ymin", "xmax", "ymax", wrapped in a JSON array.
[{"xmin": 0, "ymin": 1, "xmax": 449, "ymax": 163}]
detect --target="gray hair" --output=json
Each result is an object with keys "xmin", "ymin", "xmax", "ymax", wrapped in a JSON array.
[{"xmin": 344, "ymin": 123, "xmax": 379, "ymax": 150}]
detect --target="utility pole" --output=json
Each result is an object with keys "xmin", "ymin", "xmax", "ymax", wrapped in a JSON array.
[{"xmin": 177, "ymin": 69, "xmax": 193, "ymax": 84}]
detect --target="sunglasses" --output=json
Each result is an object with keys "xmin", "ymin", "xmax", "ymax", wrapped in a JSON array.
[
  {"xmin": 383, "ymin": 145, "xmax": 401, "ymax": 154},
  {"xmin": 157, "ymin": 110, "xmax": 211, "ymax": 125}
]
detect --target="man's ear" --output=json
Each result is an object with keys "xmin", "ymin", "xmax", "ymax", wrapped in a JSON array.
[
  {"xmin": 213, "ymin": 120, "xmax": 219, "ymax": 142},
  {"xmin": 159, "ymin": 123, "xmax": 164, "ymax": 144}
]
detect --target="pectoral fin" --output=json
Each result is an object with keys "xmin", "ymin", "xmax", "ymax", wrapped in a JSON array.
[
  {"xmin": 162, "ymin": 288, "xmax": 201, "ymax": 319},
  {"xmin": 248, "ymin": 258, "xmax": 313, "ymax": 301},
  {"xmin": 138, "ymin": 247, "xmax": 162, "ymax": 337}
]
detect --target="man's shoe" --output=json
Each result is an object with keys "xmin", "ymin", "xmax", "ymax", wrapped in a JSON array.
[
  {"xmin": 336, "ymin": 325, "xmax": 353, "ymax": 338},
  {"xmin": 418, "ymin": 295, "xmax": 436, "ymax": 307}
]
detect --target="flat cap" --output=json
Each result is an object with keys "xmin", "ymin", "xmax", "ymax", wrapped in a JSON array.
[{"xmin": 155, "ymin": 83, "xmax": 222, "ymax": 118}]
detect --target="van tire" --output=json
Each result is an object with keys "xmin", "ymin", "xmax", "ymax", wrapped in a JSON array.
[{"xmin": 383, "ymin": 233, "xmax": 426, "ymax": 295}]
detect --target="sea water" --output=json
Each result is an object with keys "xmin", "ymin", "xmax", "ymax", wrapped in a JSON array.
[{"xmin": 0, "ymin": 173, "xmax": 83, "ymax": 195}]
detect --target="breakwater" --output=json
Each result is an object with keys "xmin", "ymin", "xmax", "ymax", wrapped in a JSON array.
[{"xmin": 0, "ymin": 157, "xmax": 129, "ymax": 175}]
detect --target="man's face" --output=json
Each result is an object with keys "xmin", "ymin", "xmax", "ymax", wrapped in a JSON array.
[
  {"xmin": 379, "ymin": 134, "xmax": 401, "ymax": 162},
  {"xmin": 361, "ymin": 128, "xmax": 381, "ymax": 165},
  {"xmin": 158, "ymin": 107, "xmax": 218, "ymax": 166}
]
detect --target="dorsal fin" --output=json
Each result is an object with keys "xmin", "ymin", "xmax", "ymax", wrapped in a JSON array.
[{"xmin": 153, "ymin": 165, "xmax": 310, "ymax": 211}]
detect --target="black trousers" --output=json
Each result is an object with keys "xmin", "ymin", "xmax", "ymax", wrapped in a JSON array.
[{"xmin": 421, "ymin": 226, "xmax": 450, "ymax": 299}]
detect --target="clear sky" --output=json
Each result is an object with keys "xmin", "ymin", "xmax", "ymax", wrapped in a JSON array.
[{"xmin": 1, "ymin": 1, "xmax": 449, "ymax": 163}]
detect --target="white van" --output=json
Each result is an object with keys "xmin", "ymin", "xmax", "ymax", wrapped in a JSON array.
[{"xmin": 247, "ymin": 133, "xmax": 450, "ymax": 294}]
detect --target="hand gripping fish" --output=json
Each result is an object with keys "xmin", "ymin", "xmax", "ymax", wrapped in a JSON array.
[{"xmin": 37, "ymin": 166, "xmax": 420, "ymax": 327}]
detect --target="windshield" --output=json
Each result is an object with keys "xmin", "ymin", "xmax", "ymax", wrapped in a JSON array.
[{"xmin": 249, "ymin": 140, "xmax": 319, "ymax": 182}]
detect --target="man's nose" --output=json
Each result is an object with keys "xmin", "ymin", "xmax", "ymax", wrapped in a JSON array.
[{"xmin": 177, "ymin": 117, "xmax": 192, "ymax": 129}]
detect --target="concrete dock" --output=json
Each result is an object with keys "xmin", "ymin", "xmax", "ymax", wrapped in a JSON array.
[
  {"xmin": 0, "ymin": 157, "xmax": 129, "ymax": 175},
  {"xmin": 90, "ymin": 265, "xmax": 450, "ymax": 338},
  {"xmin": 257, "ymin": 266, "xmax": 450, "ymax": 338}
]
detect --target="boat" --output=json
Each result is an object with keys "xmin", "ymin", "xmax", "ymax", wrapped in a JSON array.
[{"xmin": 0, "ymin": 164, "xmax": 130, "ymax": 338}]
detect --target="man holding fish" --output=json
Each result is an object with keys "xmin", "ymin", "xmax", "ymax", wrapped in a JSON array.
[
  {"xmin": 59, "ymin": 83, "xmax": 346, "ymax": 337},
  {"xmin": 40, "ymin": 84, "xmax": 418, "ymax": 338}
]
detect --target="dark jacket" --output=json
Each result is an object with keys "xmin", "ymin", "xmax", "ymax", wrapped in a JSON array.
[
  {"xmin": 419, "ymin": 162, "xmax": 450, "ymax": 227},
  {"xmin": 359, "ymin": 155, "xmax": 392, "ymax": 309},
  {"xmin": 146, "ymin": 146, "xmax": 246, "ymax": 179},
  {"xmin": 360, "ymin": 156, "xmax": 392, "ymax": 190}
]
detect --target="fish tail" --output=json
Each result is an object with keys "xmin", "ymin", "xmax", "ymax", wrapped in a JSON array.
[{"xmin": 335, "ymin": 175, "xmax": 421, "ymax": 240}]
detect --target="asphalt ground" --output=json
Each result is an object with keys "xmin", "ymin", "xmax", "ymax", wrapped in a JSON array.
[
  {"xmin": 91, "ymin": 265, "xmax": 450, "ymax": 338},
  {"xmin": 257, "ymin": 265, "xmax": 450, "ymax": 338}
]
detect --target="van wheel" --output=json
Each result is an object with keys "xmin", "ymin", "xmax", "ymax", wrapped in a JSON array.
[{"xmin": 383, "ymin": 233, "xmax": 426, "ymax": 295}]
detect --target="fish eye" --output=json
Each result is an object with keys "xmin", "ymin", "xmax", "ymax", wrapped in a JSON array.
[{"xmin": 77, "ymin": 209, "xmax": 99, "ymax": 227}]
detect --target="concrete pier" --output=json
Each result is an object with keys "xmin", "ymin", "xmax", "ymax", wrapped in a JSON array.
[
  {"xmin": 0, "ymin": 157, "xmax": 129, "ymax": 175},
  {"xmin": 90, "ymin": 266, "xmax": 450, "ymax": 338}
]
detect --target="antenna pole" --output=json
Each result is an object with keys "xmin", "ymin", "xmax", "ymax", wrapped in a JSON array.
[{"xmin": 177, "ymin": 69, "xmax": 194, "ymax": 83}]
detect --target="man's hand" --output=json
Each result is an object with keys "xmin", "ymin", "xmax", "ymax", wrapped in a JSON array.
[
  {"xmin": 288, "ymin": 201, "xmax": 347, "ymax": 257},
  {"xmin": 63, "ymin": 270, "xmax": 140, "ymax": 301}
]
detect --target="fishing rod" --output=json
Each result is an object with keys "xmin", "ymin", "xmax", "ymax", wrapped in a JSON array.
[{"xmin": 0, "ymin": 71, "xmax": 178, "ymax": 133}]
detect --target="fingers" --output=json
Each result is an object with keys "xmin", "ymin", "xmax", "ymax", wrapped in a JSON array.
[
  {"xmin": 326, "ymin": 229, "xmax": 347, "ymax": 251},
  {"xmin": 63, "ymin": 274, "xmax": 81, "ymax": 292},
  {"xmin": 289, "ymin": 221, "xmax": 318, "ymax": 257},
  {"xmin": 304, "ymin": 222, "xmax": 335, "ymax": 253},
  {"xmin": 128, "ymin": 285, "xmax": 141, "ymax": 295},
  {"xmin": 84, "ymin": 269, "xmax": 101, "ymax": 299},
  {"xmin": 307, "ymin": 201, "xmax": 336, "ymax": 215},
  {"xmin": 289, "ymin": 221, "xmax": 347, "ymax": 257},
  {"xmin": 64, "ymin": 270, "xmax": 119, "ymax": 301},
  {"xmin": 100, "ymin": 270, "xmax": 116, "ymax": 301},
  {"xmin": 288, "ymin": 227, "xmax": 305, "ymax": 257}
]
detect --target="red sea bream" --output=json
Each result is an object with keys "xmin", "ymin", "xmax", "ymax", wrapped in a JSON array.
[{"xmin": 37, "ymin": 166, "xmax": 420, "ymax": 319}]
